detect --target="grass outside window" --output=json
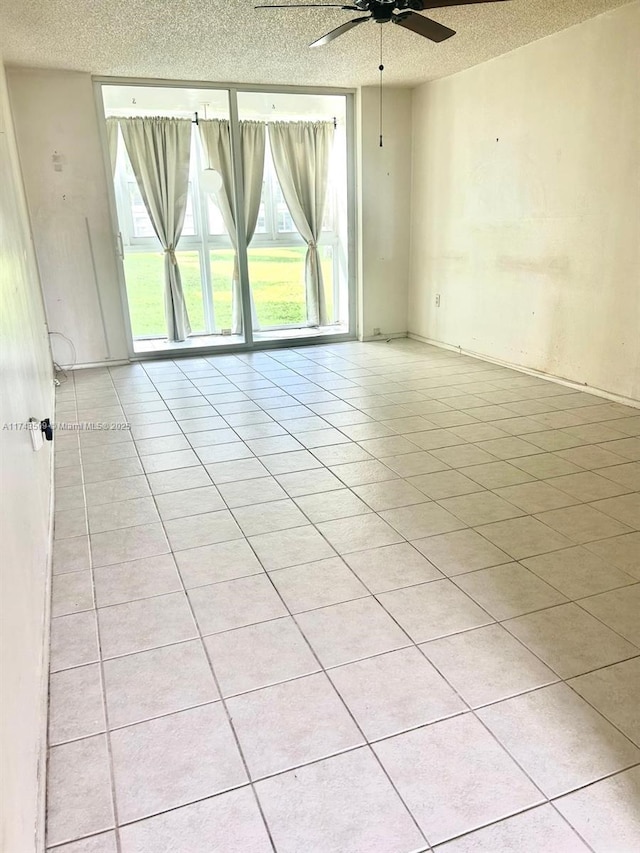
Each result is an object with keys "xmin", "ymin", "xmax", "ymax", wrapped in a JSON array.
[{"xmin": 123, "ymin": 247, "xmax": 334, "ymax": 338}]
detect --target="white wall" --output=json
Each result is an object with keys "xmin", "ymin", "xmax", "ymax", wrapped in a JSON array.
[
  {"xmin": 0, "ymin": 59, "xmax": 54, "ymax": 853},
  {"xmin": 358, "ymin": 86, "xmax": 412, "ymax": 339},
  {"xmin": 8, "ymin": 68, "xmax": 129, "ymax": 367},
  {"xmin": 5, "ymin": 70, "xmax": 413, "ymax": 354},
  {"xmin": 409, "ymin": 2, "xmax": 640, "ymax": 402}
]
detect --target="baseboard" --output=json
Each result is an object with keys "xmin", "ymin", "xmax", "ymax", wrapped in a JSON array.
[
  {"xmin": 359, "ymin": 332, "xmax": 408, "ymax": 343},
  {"xmin": 63, "ymin": 358, "xmax": 131, "ymax": 370},
  {"xmin": 408, "ymin": 333, "xmax": 640, "ymax": 410}
]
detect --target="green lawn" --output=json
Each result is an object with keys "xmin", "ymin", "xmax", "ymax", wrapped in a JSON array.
[{"xmin": 123, "ymin": 247, "xmax": 333, "ymax": 338}]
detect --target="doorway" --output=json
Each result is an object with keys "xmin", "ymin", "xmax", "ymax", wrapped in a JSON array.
[{"xmin": 100, "ymin": 82, "xmax": 355, "ymax": 355}]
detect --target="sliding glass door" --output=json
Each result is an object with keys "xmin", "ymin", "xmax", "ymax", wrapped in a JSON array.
[
  {"xmin": 237, "ymin": 91, "xmax": 350, "ymax": 343},
  {"xmin": 116, "ymin": 133, "xmax": 213, "ymax": 339},
  {"xmin": 104, "ymin": 85, "xmax": 244, "ymax": 352},
  {"xmin": 101, "ymin": 82, "xmax": 354, "ymax": 355}
]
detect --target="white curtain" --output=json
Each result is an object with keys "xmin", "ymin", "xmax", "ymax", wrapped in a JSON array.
[
  {"xmin": 268, "ymin": 121, "xmax": 334, "ymax": 327},
  {"xmin": 199, "ymin": 119, "xmax": 265, "ymax": 334},
  {"xmin": 120, "ymin": 117, "xmax": 192, "ymax": 342},
  {"xmin": 105, "ymin": 118, "xmax": 119, "ymax": 179}
]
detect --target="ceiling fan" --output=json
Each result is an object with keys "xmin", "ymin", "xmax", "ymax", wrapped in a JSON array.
[{"xmin": 255, "ymin": 0, "xmax": 511, "ymax": 47}]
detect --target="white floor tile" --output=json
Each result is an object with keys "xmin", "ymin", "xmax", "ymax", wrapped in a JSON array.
[
  {"xmin": 46, "ymin": 342, "xmax": 640, "ymax": 851},
  {"xmin": 478, "ymin": 683, "xmax": 640, "ymax": 797},
  {"xmin": 374, "ymin": 713, "xmax": 543, "ymax": 845},
  {"xmin": 227, "ymin": 672, "xmax": 364, "ymax": 778},
  {"xmin": 330, "ymin": 646, "xmax": 465, "ymax": 740},
  {"xmin": 205, "ymin": 616, "xmax": 320, "ymax": 697},
  {"xmin": 119, "ymin": 788, "xmax": 272, "ymax": 853},
  {"xmin": 188, "ymin": 574, "xmax": 287, "ymax": 635},
  {"xmin": 103, "ymin": 640, "xmax": 218, "ymax": 727},
  {"xmin": 435, "ymin": 804, "xmax": 589, "ymax": 853},
  {"xmin": 554, "ymin": 766, "xmax": 640, "ymax": 852},
  {"xmin": 255, "ymin": 748, "xmax": 426, "ymax": 853},
  {"xmin": 110, "ymin": 703, "xmax": 247, "ymax": 822},
  {"xmin": 47, "ymin": 736, "xmax": 114, "ymax": 847}
]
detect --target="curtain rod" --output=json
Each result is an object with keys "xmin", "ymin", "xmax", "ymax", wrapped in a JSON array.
[
  {"xmin": 194, "ymin": 111, "xmax": 337, "ymax": 127},
  {"xmin": 109, "ymin": 112, "xmax": 337, "ymax": 128}
]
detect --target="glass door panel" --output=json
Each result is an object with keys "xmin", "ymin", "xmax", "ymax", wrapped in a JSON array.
[
  {"xmin": 249, "ymin": 246, "xmax": 306, "ymax": 328},
  {"xmin": 122, "ymin": 252, "xmax": 165, "ymax": 339},
  {"xmin": 177, "ymin": 250, "xmax": 206, "ymax": 334},
  {"xmin": 209, "ymin": 249, "xmax": 235, "ymax": 333},
  {"xmin": 123, "ymin": 250, "xmax": 206, "ymax": 339},
  {"xmin": 247, "ymin": 246, "xmax": 338, "ymax": 330},
  {"xmin": 237, "ymin": 90, "xmax": 350, "ymax": 344},
  {"xmin": 102, "ymin": 84, "xmax": 246, "ymax": 352}
]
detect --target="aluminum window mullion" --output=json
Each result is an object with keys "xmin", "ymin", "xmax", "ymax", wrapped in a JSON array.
[
  {"xmin": 345, "ymin": 92, "xmax": 357, "ymax": 338},
  {"xmin": 333, "ymin": 238, "xmax": 340, "ymax": 324}
]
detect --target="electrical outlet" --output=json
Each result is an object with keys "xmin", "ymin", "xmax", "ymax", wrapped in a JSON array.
[
  {"xmin": 373, "ymin": 327, "xmax": 381, "ymax": 336},
  {"xmin": 435, "ymin": 294, "xmax": 441, "ymax": 307},
  {"xmin": 28, "ymin": 417, "xmax": 52, "ymax": 450}
]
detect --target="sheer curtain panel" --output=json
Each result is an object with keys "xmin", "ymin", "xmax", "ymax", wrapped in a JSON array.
[
  {"xmin": 199, "ymin": 119, "xmax": 266, "ymax": 334},
  {"xmin": 268, "ymin": 121, "xmax": 334, "ymax": 327},
  {"xmin": 119, "ymin": 117, "xmax": 192, "ymax": 342},
  {"xmin": 105, "ymin": 118, "xmax": 119, "ymax": 179}
]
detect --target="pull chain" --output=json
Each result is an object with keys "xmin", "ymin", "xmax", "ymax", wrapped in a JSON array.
[{"xmin": 379, "ymin": 25, "xmax": 384, "ymax": 147}]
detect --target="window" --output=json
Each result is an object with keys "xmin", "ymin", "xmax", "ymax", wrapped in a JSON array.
[
  {"xmin": 255, "ymin": 196, "xmax": 267, "ymax": 234},
  {"xmin": 274, "ymin": 183, "xmax": 295, "ymax": 233},
  {"xmin": 207, "ymin": 196, "xmax": 227, "ymax": 236},
  {"xmin": 251, "ymin": 149, "xmax": 332, "ymax": 243},
  {"xmin": 127, "ymin": 182, "xmax": 155, "ymax": 238},
  {"xmin": 107, "ymin": 86, "xmax": 351, "ymax": 346},
  {"xmin": 182, "ymin": 186, "xmax": 197, "ymax": 237}
]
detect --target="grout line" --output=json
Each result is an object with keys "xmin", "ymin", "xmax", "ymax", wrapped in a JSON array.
[
  {"xmin": 139, "ymin": 357, "xmax": 436, "ymax": 845},
  {"xmin": 56, "ymin": 370, "xmax": 124, "ymax": 853},
  {"xmin": 110, "ymin": 370, "xmax": 279, "ymax": 852},
  {"xmin": 50, "ymin": 598, "xmax": 640, "ymax": 683},
  {"xmin": 48, "ymin": 343, "xmax": 640, "ymax": 849},
  {"xmin": 214, "ymin": 491, "xmax": 431, "ymax": 848}
]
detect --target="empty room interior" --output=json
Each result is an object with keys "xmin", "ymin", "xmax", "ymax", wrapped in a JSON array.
[{"xmin": 1, "ymin": 0, "xmax": 640, "ymax": 850}]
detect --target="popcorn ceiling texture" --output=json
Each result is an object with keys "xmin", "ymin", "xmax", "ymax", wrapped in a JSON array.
[{"xmin": 0, "ymin": 0, "xmax": 633, "ymax": 87}]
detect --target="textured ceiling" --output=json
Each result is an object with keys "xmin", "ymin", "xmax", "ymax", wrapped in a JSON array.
[{"xmin": 0, "ymin": 0, "xmax": 632, "ymax": 87}]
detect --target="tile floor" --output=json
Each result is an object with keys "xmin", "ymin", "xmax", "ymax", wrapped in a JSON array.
[{"xmin": 48, "ymin": 339, "xmax": 640, "ymax": 852}]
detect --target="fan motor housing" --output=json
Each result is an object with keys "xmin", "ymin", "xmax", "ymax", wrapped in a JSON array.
[{"xmin": 372, "ymin": 5, "xmax": 395, "ymax": 21}]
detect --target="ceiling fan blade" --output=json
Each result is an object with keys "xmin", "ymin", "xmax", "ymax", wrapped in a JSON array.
[
  {"xmin": 310, "ymin": 16, "xmax": 370, "ymax": 46},
  {"xmin": 419, "ymin": 0, "xmax": 510, "ymax": 7},
  {"xmin": 256, "ymin": 3, "xmax": 358, "ymax": 7},
  {"xmin": 393, "ymin": 11, "xmax": 455, "ymax": 41}
]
